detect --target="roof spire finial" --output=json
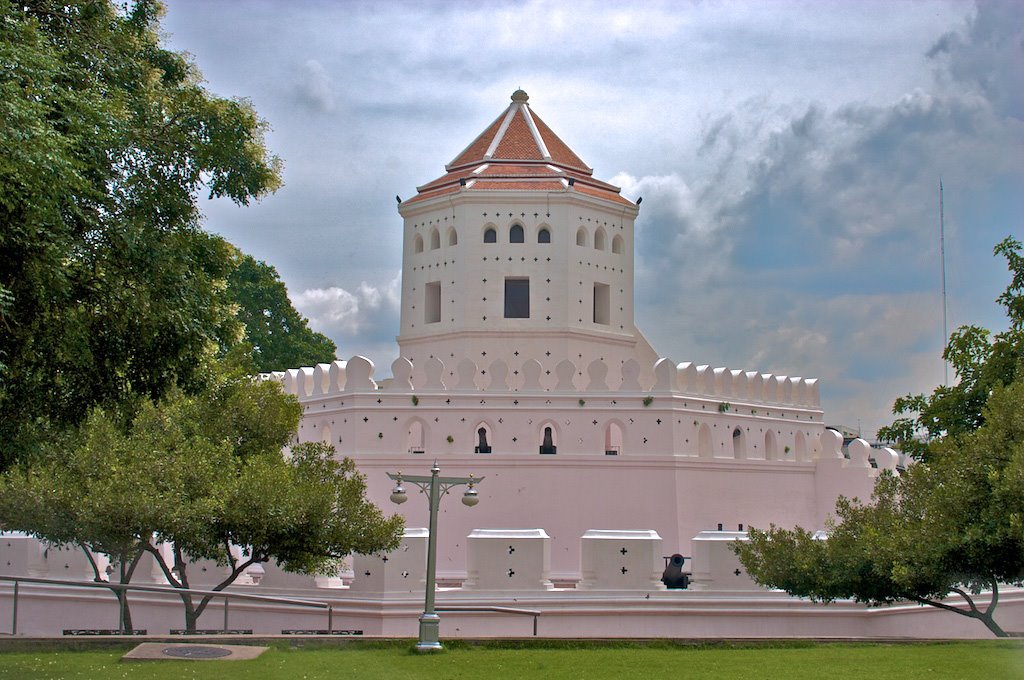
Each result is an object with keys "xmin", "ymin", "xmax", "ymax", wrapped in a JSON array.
[{"xmin": 511, "ymin": 88, "xmax": 529, "ymax": 103}]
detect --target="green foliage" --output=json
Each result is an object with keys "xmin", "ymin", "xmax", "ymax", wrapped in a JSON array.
[
  {"xmin": 227, "ymin": 253, "xmax": 337, "ymax": 373},
  {"xmin": 878, "ymin": 237, "xmax": 1023, "ymax": 460},
  {"xmin": 0, "ymin": 1, "xmax": 282, "ymax": 469},
  {"xmin": 0, "ymin": 358, "xmax": 403, "ymax": 630},
  {"xmin": 737, "ymin": 386, "xmax": 1024, "ymax": 635},
  {"xmin": 736, "ymin": 240, "xmax": 1024, "ymax": 636}
]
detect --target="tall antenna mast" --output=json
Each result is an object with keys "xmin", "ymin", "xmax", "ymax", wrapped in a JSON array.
[{"xmin": 940, "ymin": 179, "xmax": 948, "ymax": 385}]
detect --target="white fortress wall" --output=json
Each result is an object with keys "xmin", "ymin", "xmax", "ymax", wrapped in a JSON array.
[{"xmin": 275, "ymin": 355, "xmax": 882, "ymax": 579}]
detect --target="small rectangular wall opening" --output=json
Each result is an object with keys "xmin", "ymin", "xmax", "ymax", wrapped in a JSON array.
[
  {"xmin": 425, "ymin": 281, "xmax": 441, "ymax": 324},
  {"xmin": 593, "ymin": 282, "xmax": 610, "ymax": 325},
  {"xmin": 505, "ymin": 278, "xmax": 529, "ymax": 318}
]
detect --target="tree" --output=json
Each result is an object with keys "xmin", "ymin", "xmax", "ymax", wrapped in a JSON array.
[
  {"xmin": 878, "ymin": 237, "xmax": 1023, "ymax": 460},
  {"xmin": 734, "ymin": 237, "xmax": 1024, "ymax": 637},
  {"xmin": 0, "ymin": 0, "xmax": 282, "ymax": 469},
  {"xmin": 0, "ymin": 356, "xmax": 403, "ymax": 631},
  {"xmin": 227, "ymin": 253, "xmax": 337, "ymax": 372},
  {"xmin": 736, "ymin": 386, "xmax": 1023, "ymax": 636}
]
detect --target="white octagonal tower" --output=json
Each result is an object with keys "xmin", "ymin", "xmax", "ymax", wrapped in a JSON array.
[{"xmin": 397, "ymin": 90, "xmax": 658, "ymax": 388}]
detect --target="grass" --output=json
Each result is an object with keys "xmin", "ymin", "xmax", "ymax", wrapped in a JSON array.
[{"xmin": 0, "ymin": 640, "xmax": 1021, "ymax": 679}]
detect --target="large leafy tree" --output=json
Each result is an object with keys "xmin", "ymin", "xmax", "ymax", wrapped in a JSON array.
[
  {"xmin": 228, "ymin": 254, "xmax": 337, "ymax": 372},
  {"xmin": 0, "ymin": 0, "xmax": 282, "ymax": 469},
  {"xmin": 878, "ymin": 237, "xmax": 1023, "ymax": 460},
  {"xmin": 734, "ymin": 237, "xmax": 1024, "ymax": 637},
  {"xmin": 0, "ymin": 356, "xmax": 404, "ymax": 631}
]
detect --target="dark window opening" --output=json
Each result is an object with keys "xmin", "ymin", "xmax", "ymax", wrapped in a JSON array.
[
  {"xmin": 539, "ymin": 426, "xmax": 557, "ymax": 454},
  {"xmin": 593, "ymin": 283, "xmax": 610, "ymax": 325},
  {"xmin": 538, "ymin": 228, "xmax": 551, "ymax": 243},
  {"xmin": 475, "ymin": 427, "xmax": 492, "ymax": 454},
  {"xmin": 510, "ymin": 224, "xmax": 524, "ymax": 243},
  {"xmin": 425, "ymin": 281, "xmax": 441, "ymax": 324},
  {"xmin": 504, "ymin": 278, "xmax": 529, "ymax": 318},
  {"xmin": 484, "ymin": 228, "xmax": 497, "ymax": 243}
]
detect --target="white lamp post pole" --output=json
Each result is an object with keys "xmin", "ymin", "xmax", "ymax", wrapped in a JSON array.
[{"xmin": 387, "ymin": 461, "xmax": 482, "ymax": 652}]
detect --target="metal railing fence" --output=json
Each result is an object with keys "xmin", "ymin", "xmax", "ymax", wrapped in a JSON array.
[{"xmin": 0, "ymin": 574, "xmax": 332, "ymax": 635}]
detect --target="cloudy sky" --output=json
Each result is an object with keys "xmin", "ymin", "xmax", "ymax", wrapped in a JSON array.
[{"xmin": 160, "ymin": 0, "xmax": 1022, "ymax": 438}]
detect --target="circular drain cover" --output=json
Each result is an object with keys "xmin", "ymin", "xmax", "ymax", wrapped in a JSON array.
[{"xmin": 162, "ymin": 645, "xmax": 232, "ymax": 659}]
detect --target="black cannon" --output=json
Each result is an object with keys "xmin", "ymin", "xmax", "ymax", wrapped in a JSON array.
[
  {"xmin": 474, "ymin": 427, "xmax": 492, "ymax": 453},
  {"xmin": 661, "ymin": 554, "xmax": 690, "ymax": 589}
]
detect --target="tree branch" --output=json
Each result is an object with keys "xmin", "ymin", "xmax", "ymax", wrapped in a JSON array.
[
  {"xmin": 172, "ymin": 543, "xmax": 190, "ymax": 590},
  {"xmin": 985, "ymin": 580, "xmax": 1000, "ymax": 618},
  {"xmin": 77, "ymin": 542, "xmax": 103, "ymax": 582},
  {"xmin": 908, "ymin": 595, "xmax": 977, "ymax": 618},
  {"xmin": 123, "ymin": 549, "xmax": 144, "ymax": 583},
  {"xmin": 192, "ymin": 555, "xmax": 264, "ymax": 621},
  {"xmin": 224, "ymin": 538, "xmax": 237, "ymax": 571},
  {"xmin": 142, "ymin": 541, "xmax": 180, "ymax": 588},
  {"xmin": 949, "ymin": 587, "xmax": 981, "ymax": 615}
]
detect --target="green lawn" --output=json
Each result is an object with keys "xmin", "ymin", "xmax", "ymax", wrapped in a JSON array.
[{"xmin": 0, "ymin": 640, "xmax": 1020, "ymax": 679}]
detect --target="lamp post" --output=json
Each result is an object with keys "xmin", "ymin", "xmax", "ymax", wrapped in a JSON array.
[{"xmin": 387, "ymin": 461, "xmax": 483, "ymax": 652}]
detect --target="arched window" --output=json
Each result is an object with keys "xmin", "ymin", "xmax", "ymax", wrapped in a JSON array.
[
  {"xmin": 612, "ymin": 234, "xmax": 623, "ymax": 254},
  {"xmin": 576, "ymin": 227, "xmax": 588, "ymax": 247},
  {"xmin": 794, "ymin": 431, "xmax": 807, "ymax": 460},
  {"xmin": 538, "ymin": 228, "xmax": 551, "ymax": 244},
  {"xmin": 764, "ymin": 429, "xmax": 778, "ymax": 461},
  {"xmin": 604, "ymin": 422, "xmax": 624, "ymax": 455},
  {"xmin": 429, "ymin": 228, "xmax": 440, "ymax": 250},
  {"xmin": 594, "ymin": 227, "xmax": 606, "ymax": 251},
  {"xmin": 697, "ymin": 424, "xmax": 713, "ymax": 458},
  {"xmin": 413, "ymin": 234, "xmax": 424, "ymax": 253},
  {"xmin": 406, "ymin": 419, "xmax": 426, "ymax": 454},
  {"xmin": 539, "ymin": 423, "xmax": 557, "ymax": 454},
  {"xmin": 474, "ymin": 422, "xmax": 492, "ymax": 454},
  {"xmin": 484, "ymin": 227, "xmax": 497, "ymax": 243},
  {"xmin": 448, "ymin": 228, "xmax": 458, "ymax": 246},
  {"xmin": 732, "ymin": 427, "xmax": 746, "ymax": 459},
  {"xmin": 510, "ymin": 224, "xmax": 524, "ymax": 243}
]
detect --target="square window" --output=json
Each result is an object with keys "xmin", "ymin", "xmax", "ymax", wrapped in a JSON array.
[
  {"xmin": 593, "ymin": 283, "xmax": 610, "ymax": 325},
  {"xmin": 505, "ymin": 278, "xmax": 529, "ymax": 318},
  {"xmin": 425, "ymin": 281, "xmax": 441, "ymax": 323}
]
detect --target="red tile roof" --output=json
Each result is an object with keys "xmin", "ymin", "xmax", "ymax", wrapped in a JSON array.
[
  {"xmin": 448, "ymin": 114, "xmax": 505, "ymax": 169},
  {"xmin": 476, "ymin": 180, "xmax": 568, "ymax": 191},
  {"xmin": 491, "ymin": 110, "xmax": 545, "ymax": 161},
  {"xmin": 406, "ymin": 91, "xmax": 634, "ymax": 209},
  {"xmin": 477, "ymin": 164, "xmax": 561, "ymax": 177},
  {"xmin": 531, "ymin": 110, "xmax": 588, "ymax": 171}
]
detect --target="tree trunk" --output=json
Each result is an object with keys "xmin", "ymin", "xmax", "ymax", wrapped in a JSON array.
[
  {"xmin": 914, "ymin": 589, "xmax": 1009, "ymax": 638},
  {"xmin": 976, "ymin": 611, "xmax": 1008, "ymax": 637},
  {"xmin": 79, "ymin": 543, "xmax": 135, "ymax": 633},
  {"xmin": 172, "ymin": 544, "xmax": 202, "ymax": 633},
  {"xmin": 181, "ymin": 595, "xmax": 199, "ymax": 633}
]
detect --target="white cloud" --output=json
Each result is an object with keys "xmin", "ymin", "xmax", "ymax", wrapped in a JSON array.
[
  {"xmin": 293, "ymin": 272, "xmax": 401, "ymax": 339},
  {"xmin": 294, "ymin": 59, "xmax": 335, "ymax": 112}
]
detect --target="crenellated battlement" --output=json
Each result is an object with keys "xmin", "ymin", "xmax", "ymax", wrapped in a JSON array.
[
  {"xmin": 272, "ymin": 355, "xmax": 820, "ymax": 410},
  {"xmin": 269, "ymin": 354, "xmax": 825, "ymax": 461}
]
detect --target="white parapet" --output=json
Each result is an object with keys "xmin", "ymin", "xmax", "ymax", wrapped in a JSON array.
[
  {"xmin": 688, "ymin": 530, "xmax": 765, "ymax": 592},
  {"xmin": 463, "ymin": 528, "xmax": 554, "ymax": 592},
  {"xmin": 1, "ymin": 532, "xmax": 39, "ymax": 578},
  {"xmin": 9, "ymin": 536, "xmax": 107, "ymax": 582},
  {"xmin": 349, "ymin": 528, "xmax": 428, "ymax": 594},
  {"xmin": 576, "ymin": 529, "xmax": 666, "ymax": 591},
  {"xmin": 252, "ymin": 561, "xmax": 328, "ymax": 591}
]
